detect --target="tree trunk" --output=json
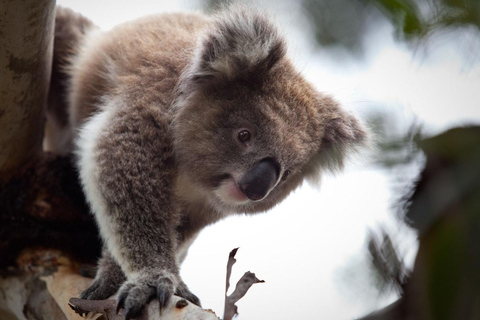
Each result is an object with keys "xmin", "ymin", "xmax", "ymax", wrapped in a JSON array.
[
  {"xmin": 0, "ymin": 2, "xmax": 101, "ymax": 319},
  {"xmin": 0, "ymin": 0, "xmax": 54, "ymax": 181},
  {"xmin": 0, "ymin": 0, "xmax": 101, "ymax": 270}
]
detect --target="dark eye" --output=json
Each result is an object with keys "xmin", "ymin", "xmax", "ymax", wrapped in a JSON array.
[
  {"xmin": 281, "ymin": 170, "xmax": 291, "ymax": 181},
  {"xmin": 238, "ymin": 130, "xmax": 251, "ymax": 143}
]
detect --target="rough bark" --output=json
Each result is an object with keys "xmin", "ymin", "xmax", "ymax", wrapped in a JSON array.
[{"xmin": 0, "ymin": 0, "xmax": 55, "ymax": 182}]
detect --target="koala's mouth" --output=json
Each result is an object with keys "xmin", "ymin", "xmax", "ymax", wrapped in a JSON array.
[
  {"xmin": 211, "ymin": 158, "xmax": 279, "ymax": 204},
  {"xmin": 224, "ymin": 179, "xmax": 250, "ymax": 203},
  {"xmin": 212, "ymin": 175, "xmax": 249, "ymax": 205}
]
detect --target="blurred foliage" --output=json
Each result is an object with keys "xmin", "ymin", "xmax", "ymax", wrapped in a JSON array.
[
  {"xmin": 368, "ymin": 112, "xmax": 422, "ymax": 168},
  {"xmin": 367, "ymin": 112, "xmax": 425, "ymax": 222},
  {"xmin": 361, "ymin": 126, "xmax": 480, "ymax": 320},
  {"xmin": 407, "ymin": 126, "xmax": 480, "ymax": 235},
  {"xmin": 369, "ymin": 0, "xmax": 480, "ymax": 40},
  {"xmin": 368, "ymin": 0, "xmax": 423, "ymax": 38},
  {"xmin": 301, "ymin": 0, "xmax": 374, "ymax": 53},
  {"xmin": 366, "ymin": 228, "xmax": 408, "ymax": 296}
]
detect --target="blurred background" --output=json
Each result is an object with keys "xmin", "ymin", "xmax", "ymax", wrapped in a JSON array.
[{"xmin": 56, "ymin": 0, "xmax": 480, "ymax": 319}]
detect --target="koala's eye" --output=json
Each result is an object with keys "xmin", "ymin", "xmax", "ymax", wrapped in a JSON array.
[
  {"xmin": 238, "ymin": 130, "xmax": 251, "ymax": 143},
  {"xmin": 281, "ymin": 170, "xmax": 291, "ymax": 181}
]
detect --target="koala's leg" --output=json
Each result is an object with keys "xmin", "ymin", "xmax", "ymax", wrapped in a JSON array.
[
  {"xmin": 77, "ymin": 106, "xmax": 199, "ymax": 319},
  {"xmin": 80, "ymin": 248, "xmax": 126, "ymax": 300}
]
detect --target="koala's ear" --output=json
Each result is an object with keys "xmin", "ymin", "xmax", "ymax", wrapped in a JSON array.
[
  {"xmin": 188, "ymin": 7, "xmax": 286, "ymax": 85},
  {"xmin": 312, "ymin": 110, "xmax": 369, "ymax": 174}
]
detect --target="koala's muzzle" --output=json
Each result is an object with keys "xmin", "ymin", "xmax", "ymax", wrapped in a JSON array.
[{"xmin": 239, "ymin": 158, "xmax": 279, "ymax": 201}]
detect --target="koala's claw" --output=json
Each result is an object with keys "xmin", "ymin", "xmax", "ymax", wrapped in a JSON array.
[
  {"xmin": 80, "ymin": 278, "xmax": 121, "ymax": 300},
  {"xmin": 175, "ymin": 281, "xmax": 201, "ymax": 307},
  {"xmin": 157, "ymin": 290, "xmax": 169, "ymax": 308},
  {"xmin": 115, "ymin": 272, "xmax": 200, "ymax": 319},
  {"xmin": 156, "ymin": 277, "xmax": 174, "ymax": 310},
  {"xmin": 80, "ymin": 253, "xmax": 126, "ymax": 301},
  {"xmin": 80, "ymin": 280, "xmax": 100, "ymax": 300},
  {"xmin": 115, "ymin": 289, "xmax": 127, "ymax": 314},
  {"xmin": 116, "ymin": 281, "xmax": 156, "ymax": 320}
]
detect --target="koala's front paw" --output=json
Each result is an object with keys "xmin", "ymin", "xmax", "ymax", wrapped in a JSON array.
[
  {"xmin": 80, "ymin": 254, "xmax": 126, "ymax": 300},
  {"xmin": 115, "ymin": 271, "xmax": 200, "ymax": 320},
  {"xmin": 80, "ymin": 276, "xmax": 121, "ymax": 300}
]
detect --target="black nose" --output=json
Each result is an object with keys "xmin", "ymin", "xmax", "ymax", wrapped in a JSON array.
[{"xmin": 238, "ymin": 158, "xmax": 279, "ymax": 201}]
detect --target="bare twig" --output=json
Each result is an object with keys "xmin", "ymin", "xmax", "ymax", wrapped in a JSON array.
[
  {"xmin": 223, "ymin": 248, "xmax": 264, "ymax": 320},
  {"xmin": 225, "ymin": 247, "xmax": 239, "ymax": 295}
]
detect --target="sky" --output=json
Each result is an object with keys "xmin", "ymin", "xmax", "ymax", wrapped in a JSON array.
[{"xmin": 56, "ymin": 0, "xmax": 480, "ymax": 319}]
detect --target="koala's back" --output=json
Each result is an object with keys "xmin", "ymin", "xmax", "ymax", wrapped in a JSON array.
[{"xmin": 69, "ymin": 12, "xmax": 210, "ymax": 130}]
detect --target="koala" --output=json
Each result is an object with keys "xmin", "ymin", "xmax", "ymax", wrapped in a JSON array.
[{"xmin": 47, "ymin": 5, "xmax": 368, "ymax": 319}]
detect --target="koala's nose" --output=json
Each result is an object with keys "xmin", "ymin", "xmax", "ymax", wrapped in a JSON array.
[{"xmin": 239, "ymin": 158, "xmax": 279, "ymax": 201}]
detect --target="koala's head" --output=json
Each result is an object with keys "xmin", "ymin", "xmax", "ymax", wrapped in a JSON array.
[{"xmin": 172, "ymin": 7, "xmax": 368, "ymax": 213}]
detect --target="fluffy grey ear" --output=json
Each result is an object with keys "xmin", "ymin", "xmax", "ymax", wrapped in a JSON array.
[
  {"xmin": 306, "ymin": 110, "xmax": 369, "ymax": 179},
  {"xmin": 319, "ymin": 111, "xmax": 369, "ymax": 171},
  {"xmin": 191, "ymin": 7, "xmax": 286, "ymax": 84}
]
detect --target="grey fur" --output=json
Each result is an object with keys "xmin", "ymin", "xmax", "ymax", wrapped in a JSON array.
[{"xmin": 47, "ymin": 5, "xmax": 368, "ymax": 319}]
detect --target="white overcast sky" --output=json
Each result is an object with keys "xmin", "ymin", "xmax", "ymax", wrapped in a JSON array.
[{"xmin": 56, "ymin": 0, "xmax": 480, "ymax": 319}]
